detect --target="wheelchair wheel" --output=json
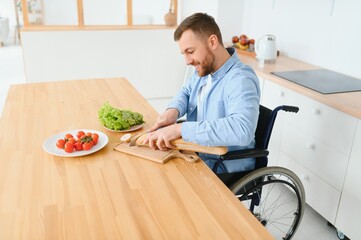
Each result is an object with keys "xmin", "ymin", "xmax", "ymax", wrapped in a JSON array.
[{"xmin": 230, "ymin": 166, "xmax": 305, "ymax": 240}]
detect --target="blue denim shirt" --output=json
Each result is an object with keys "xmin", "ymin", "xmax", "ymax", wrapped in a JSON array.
[{"xmin": 168, "ymin": 48, "xmax": 260, "ymax": 173}]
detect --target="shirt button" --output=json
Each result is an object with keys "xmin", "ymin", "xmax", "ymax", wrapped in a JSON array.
[{"xmin": 190, "ymin": 108, "xmax": 193, "ymax": 110}]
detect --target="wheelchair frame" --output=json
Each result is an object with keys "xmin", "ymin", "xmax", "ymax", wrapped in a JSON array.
[{"xmin": 214, "ymin": 105, "xmax": 306, "ymax": 240}]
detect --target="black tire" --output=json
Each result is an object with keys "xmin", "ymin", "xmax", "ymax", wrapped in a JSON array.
[{"xmin": 230, "ymin": 166, "xmax": 305, "ymax": 240}]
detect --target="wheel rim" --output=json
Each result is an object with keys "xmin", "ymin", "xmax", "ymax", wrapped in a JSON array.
[{"xmin": 232, "ymin": 170, "xmax": 304, "ymax": 240}]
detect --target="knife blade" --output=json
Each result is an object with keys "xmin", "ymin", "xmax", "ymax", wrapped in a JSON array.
[{"xmin": 129, "ymin": 132, "xmax": 144, "ymax": 147}]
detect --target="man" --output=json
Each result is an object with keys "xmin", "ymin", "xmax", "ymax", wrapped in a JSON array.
[{"xmin": 143, "ymin": 13, "xmax": 260, "ymax": 173}]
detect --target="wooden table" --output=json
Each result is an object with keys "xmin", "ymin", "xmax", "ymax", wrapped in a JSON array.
[{"xmin": 0, "ymin": 78, "xmax": 273, "ymax": 240}]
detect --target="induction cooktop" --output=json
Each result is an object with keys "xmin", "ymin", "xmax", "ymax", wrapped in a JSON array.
[{"xmin": 271, "ymin": 69, "xmax": 361, "ymax": 94}]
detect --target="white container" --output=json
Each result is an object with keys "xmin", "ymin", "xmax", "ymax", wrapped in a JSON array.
[{"xmin": 255, "ymin": 34, "xmax": 277, "ymax": 64}]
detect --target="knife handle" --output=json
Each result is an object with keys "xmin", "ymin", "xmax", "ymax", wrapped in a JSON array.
[
  {"xmin": 171, "ymin": 138, "xmax": 228, "ymax": 155},
  {"xmin": 135, "ymin": 134, "xmax": 228, "ymax": 155}
]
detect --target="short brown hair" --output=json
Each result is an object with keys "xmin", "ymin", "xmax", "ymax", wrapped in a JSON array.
[{"xmin": 174, "ymin": 13, "xmax": 223, "ymax": 46}]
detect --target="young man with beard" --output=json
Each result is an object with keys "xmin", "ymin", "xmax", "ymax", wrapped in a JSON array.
[{"xmin": 143, "ymin": 13, "xmax": 260, "ymax": 173}]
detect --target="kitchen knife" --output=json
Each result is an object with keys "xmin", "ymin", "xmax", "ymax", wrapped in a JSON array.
[{"xmin": 129, "ymin": 133, "xmax": 228, "ymax": 155}]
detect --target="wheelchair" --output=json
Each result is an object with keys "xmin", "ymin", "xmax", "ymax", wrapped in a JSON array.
[{"xmin": 214, "ymin": 105, "xmax": 306, "ymax": 240}]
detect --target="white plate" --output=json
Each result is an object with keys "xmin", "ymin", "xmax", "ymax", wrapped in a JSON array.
[
  {"xmin": 102, "ymin": 124, "xmax": 144, "ymax": 133},
  {"xmin": 43, "ymin": 129, "xmax": 108, "ymax": 157}
]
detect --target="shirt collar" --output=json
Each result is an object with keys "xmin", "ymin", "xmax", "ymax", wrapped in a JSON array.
[
  {"xmin": 211, "ymin": 47, "xmax": 239, "ymax": 81},
  {"xmin": 198, "ymin": 47, "xmax": 240, "ymax": 86}
]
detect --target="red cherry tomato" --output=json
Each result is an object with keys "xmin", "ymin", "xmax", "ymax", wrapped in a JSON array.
[
  {"xmin": 77, "ymin": 131, "xmax": 85, "ymax": 139},
  {"xmin": 92, "ymin": 138, "xmax": 98, "ymax": 145},
  {"xmin": 64, "ymin": 142, "xmax": 74, "ymax": 153},
  {"xmin": 91, "ymin": 133, "xmax": 99, "ymax": 141},
  {"xmin": 74, "ymin": 142, "xmax": 83, "ymax": 151},
  {"xmin": 83, "ymin": 142, "xmax": 92, "ymax": 150},
  {"xmin": 67, "ymin": 137, "xmax": 76, "ymax": 144},
  {"xmin": 56, "ymin": 139, "xmax": 66, "ymax": 149},
  {"xmin": 65, "ymin": 133, "xmax": 74, "ymax": 140}
]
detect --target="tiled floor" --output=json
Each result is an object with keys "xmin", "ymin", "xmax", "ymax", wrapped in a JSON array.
[{"xmin": 0, "ymin": 44, "xmax": 342, "ymax": 240}]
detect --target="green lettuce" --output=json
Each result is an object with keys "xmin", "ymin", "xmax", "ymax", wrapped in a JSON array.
[{"xmin": 98, "ymin": 102, "xmax": 144, "ymax": 130}]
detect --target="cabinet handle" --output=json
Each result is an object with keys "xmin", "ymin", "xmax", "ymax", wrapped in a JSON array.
[
  {"xmin": 307, "ymin": 143, "xmax": 316, "ymax": 150},
  {"xmin": 301, "ymin": 174, "xmax": 310, "ymax": 182},
  {"xmin": 312, "ymin": 108, "xmax": 321, "ymax": 115}
]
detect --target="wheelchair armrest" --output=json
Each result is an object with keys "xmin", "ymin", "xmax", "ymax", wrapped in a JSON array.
[{"xmin": 220, "ymin": 148, "xmax": 269, "ymax": 161}]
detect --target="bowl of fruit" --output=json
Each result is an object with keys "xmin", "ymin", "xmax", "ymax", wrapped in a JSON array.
[{"xmin": 232, "ymin": 34, "xmax": 256, "ymax": 56}]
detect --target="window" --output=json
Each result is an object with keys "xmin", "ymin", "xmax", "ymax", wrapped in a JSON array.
[
  {"xmin": 20, "ymin": 0, "xmax": 178, "ymax": 28},
  {"xmin": 83, "ymin": 0, "xmax": 127, "ymax": 25}
]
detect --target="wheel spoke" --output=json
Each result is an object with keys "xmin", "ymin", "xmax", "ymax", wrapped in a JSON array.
[{"xmin": 231, "ymin": 167, "xmax": 305, "ymax": 240}]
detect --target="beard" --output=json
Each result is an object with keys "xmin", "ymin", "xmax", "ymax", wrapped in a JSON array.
[{"xmin": 194, "ymin": 47, "xmax": 216, "ymax": 77}]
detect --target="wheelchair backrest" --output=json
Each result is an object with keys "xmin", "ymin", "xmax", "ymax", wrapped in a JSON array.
[
  {"xmin": 255, "ymin": 105, "xmax": 273, "ymax": 149},
  {"xmin": 256, "ymin": 105, "xmax": 299, "ymax": 150}
]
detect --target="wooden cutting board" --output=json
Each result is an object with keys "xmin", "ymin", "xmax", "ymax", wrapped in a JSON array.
[{"xmin": 113, "ymin": 143, "xmax": 199, "ymax": 164}]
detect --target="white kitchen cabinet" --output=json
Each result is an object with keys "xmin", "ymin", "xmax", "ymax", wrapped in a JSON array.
[
  {"xmin": 279, "ymin": 152, "xmax": 340, "ymax": 223},
  {"xmin": 259, "ymin": 79, "xmax": 285, "ymax": 166},
  {"xmin": 284, "ymin": 91, "xmax": 356, "ymax": 156},
  {"xmin": 260, "ymin": 80, "xmax": 298, "ymax": 166},
  {"xmin": 336, "ymin": 120, "xmax": 361, "ymax": 240},
  {"xmin": 281, "ymin": 124, "xmax": 348, "ymax": 192},
  {"xmin": 261, "ymin": 79, "xmax": 358, "ymax": 225},
  {"xmin": 262, "ymin": 80, "xmax": 356, "ymax": 155},
  {"xmin": 261, "ymin": 80, "xmax": 292, "ymax": 109}
]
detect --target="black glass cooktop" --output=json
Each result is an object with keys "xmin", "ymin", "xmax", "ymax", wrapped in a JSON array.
[{"xmin": 271, "ymin": 69, "xmax": 361, "ymax": 94}]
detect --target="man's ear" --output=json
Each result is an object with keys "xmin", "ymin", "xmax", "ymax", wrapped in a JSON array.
[{"xmin": 208, "ymin": 34, "xmax": 218, "ymax": 50}]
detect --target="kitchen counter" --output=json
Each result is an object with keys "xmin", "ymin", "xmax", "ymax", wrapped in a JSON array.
[
  {"xmin": 236, "ymin": 49, "xmax": 361, "ymax": 119},
  {"xmin": 238, "ymin": 50, "xmax": 361, "ymax": 238}
]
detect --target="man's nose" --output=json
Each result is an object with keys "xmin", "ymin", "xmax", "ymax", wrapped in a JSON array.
[{"xmin": 185, "ymin": 56, "xmax": 193, "ymax": 65}]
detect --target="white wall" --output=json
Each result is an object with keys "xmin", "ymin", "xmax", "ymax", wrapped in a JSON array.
[
  {"xmin": 237, "ymin": 0, "xmax": 361, "ymax": 79},
  {"xmin": 180, "ymin": 0, "xmax": 219, "ymax": 20},
  {"xmin": 217, "ymin": 0, "xmax": 245, "ymax": 45},
  {"xmin": 179, "ymin": 0, "xmax": 244, "ymax": 46}
]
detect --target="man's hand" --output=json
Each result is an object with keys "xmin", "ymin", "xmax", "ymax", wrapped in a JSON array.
[
  {"xmin": 148, "ymin": 108, "xmax": 179, "ymax": 132},
  {"xmin": 143, "ymin": 124, "xmax": 182, "ymax": 151}
]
